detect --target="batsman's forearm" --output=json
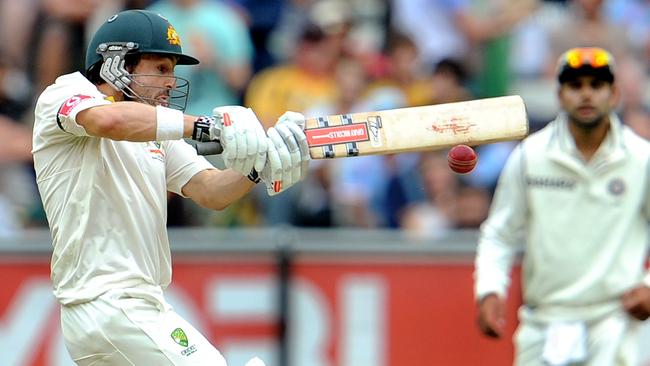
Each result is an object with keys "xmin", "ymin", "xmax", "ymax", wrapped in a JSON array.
[
  {"xmin": 77, "ymin": 102, "xmax": 198, "ymax": 142},
  {"xmin": 183, "ymin": 168, "xmax": 256, "ymax": 211}
]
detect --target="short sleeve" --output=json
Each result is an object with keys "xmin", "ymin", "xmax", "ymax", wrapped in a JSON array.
[
  {"xmin": 34, "ymin": 73, "xmax": 111, "ymax": 140},
  {"xmin": 56, "ymin": 94, "xmax": 110, "ymax": 136},
  {"xmin": 164, "ymin": 139, "xmax": 215, "ymax": 196}
]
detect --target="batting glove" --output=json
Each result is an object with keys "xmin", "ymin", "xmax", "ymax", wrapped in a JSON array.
[
  {"xmin": 260, "ymin": 111, "xmax": 311, "ymax": 195},
  {"xmin": 211, "ymin": 106, "xmax": 268, "ymax": 176}
]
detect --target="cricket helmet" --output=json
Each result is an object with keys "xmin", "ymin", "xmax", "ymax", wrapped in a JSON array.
[
  {"xmin": 84, "ymin": 10, "xmax": 199, "ymax": 110},
  {"xmin": 556, "ymin": 47, "xmax": 615, "ymax": 84}
]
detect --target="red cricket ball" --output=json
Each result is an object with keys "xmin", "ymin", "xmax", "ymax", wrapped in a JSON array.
[{"xmin": 447, "ymin": 144, "xmax": 477, "ymax": 174}]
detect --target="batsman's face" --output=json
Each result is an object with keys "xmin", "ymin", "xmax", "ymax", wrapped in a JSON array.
[
  {"xmin": 558, "ymin": 75, "xmax": 619, "ymax": 129},
  {"xmin": 130, "ymin": 55, "xmax": 178, "ymax": 107}
]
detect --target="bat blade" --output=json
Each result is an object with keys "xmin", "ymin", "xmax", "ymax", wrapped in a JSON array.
[{"xmin": 304, "ymin": 95, "xmax": 529, "ymax": 159}]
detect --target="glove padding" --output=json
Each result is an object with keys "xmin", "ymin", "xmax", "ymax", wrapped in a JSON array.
[
  {"xmin": 260, "ymin": 111, "xmax": 311, "ymax": 195},
  {"xmin": 211, "ymin": 106, "xmax": 268, "ymax": 176}
]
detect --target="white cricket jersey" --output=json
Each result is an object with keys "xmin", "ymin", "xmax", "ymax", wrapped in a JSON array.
[
  {"xmin": 32, "ymin": 72, "xmax": 214, "ymax": 305},
  {"xmin": 475, "ymin": 113, "xmax": 650, "ymax": 322}
]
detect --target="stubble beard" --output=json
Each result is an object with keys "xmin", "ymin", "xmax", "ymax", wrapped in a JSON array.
[{"xmin": 568, "ymin": 110, "xmax": 608, "ymax": 132}]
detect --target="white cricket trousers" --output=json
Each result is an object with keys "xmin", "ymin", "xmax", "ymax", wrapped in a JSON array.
[
  {"xmin": 513, "ymin": 310, "xmax": 640, "ymax": 366},
  {"xmin": 60, "ymin": 289, "xmax": 227, "ymax": 366}
]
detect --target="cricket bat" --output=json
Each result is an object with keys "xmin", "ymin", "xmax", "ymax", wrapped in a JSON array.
[{"xmin": 191, "ymin": 95, "xmax": 528, "ymax": 158}]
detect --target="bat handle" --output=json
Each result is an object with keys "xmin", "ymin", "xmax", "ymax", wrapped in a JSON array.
[{"xmin": 189, "ymin": 140, "xmax": 224, "ymax": 155}]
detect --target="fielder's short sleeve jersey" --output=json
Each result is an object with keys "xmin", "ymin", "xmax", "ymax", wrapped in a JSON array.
[{"xmin": 32, "ymin": 72, "xmax": 214, "ymax": 305}]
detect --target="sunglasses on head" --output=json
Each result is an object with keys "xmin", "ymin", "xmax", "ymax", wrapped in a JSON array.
[{"xmin": 562, "ymin": 48, "xmax": 612, "ymax": 69}]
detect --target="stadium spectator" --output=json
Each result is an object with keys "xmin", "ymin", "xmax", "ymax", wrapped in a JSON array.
[
  {"xmin": 400, "ymin": 151, "xmax": 459, "ymax": 238},
  {"xmin": 365, "ymin": 56, "xmax": 473, "ymax": 228},
  {"xmin": 30, "ymin": 1, "xmax": 153, "ymax": 97},
  {"xmin": 615, "ymin": 53, "xmax": 650, "ymax": 141},
  {"xmin": 0, "ymin": 111, "xmax": 33, "ymax": 237},
  {"xmin": 244, "ymin": 20, "xmax": 344, "ymax": 225},
  {"xmin": 400, "ymin": 150, "xmax": 492, "ymax": 237},
  {"xmin": 0, "ymin": 0, "xmax": 37, "ymax": 105},
  {"xmin": 427, "ymin": 58, "xmax": 471, "ymax": 105},
  {"xmin": 267, "ymin": 0, "xmax": 386, "ymax": 67},
  {"xmin": 228, "ymin": 0, "xmax": 286, "ymax": 72},
  {"xmin": 453, "ymin": 184, "xmax": 491, "ymax": 229},
  {"xmin": 474, "ymin": 47, "xmax": 650, "ymax": 365},
  {"xmin": 389, "ymin": 0, "xmax": 537, "ymax": 70},
  {"xmin": 545, "ymin": 0, "xmax": 631, "ymax": 74},
  {"xmin": 0, "ymin": 48, "xmax": 40, "ymax": 235},
  {"xmin": 605, "ymin": 0, "xmax": 650, "ymax": 62},
  {"xmin": 290, "ymin": 160, "xmax": 334, "ymax": 227},
  {"xmin": 366, "ymin": 31, "xmax": 431, "ymax": 108},
  {"xmin": 245, "ymin": 21, "xmax": 341, "ymax": 126},
  {"xmin": 462, "ymin": 46, "xmax": 519, "ymax": 194},
  {"xmin": 302, "ymin": 57, "xmax": 383, "ymax": 227},
  {"xmin": 148, "ymin": 0, "xmax": 254, "ymax": 114}
]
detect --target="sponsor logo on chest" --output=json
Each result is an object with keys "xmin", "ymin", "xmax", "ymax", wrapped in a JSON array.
[
  {"xmin": 526, "ymin": 175, "xmax": 627, "ymax": 197},
  {"xmin": 145, "ymin": 141, "xmax": 165, "ymax": 162},
  {"xmin": 526, "ymin": 175, "xmax": 576, "ymax": 190}
]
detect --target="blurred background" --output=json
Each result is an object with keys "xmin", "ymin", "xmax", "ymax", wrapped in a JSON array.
[
  {"xmin": 1, "ymin": 0, "xmax": 650, "ymax": 365},
  {"xmin": 5, "ymin": 0, "xmax": 650, "ymax": 234}
]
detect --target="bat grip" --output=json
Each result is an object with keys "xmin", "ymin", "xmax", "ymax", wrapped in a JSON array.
[{"xmin": 189, "ymin": 140, "xmax": 224, "ymax": 155}]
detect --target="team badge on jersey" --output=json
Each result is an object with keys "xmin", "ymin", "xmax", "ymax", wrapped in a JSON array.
[
  {"xmin": 607, "ymin": 178, "xmax": 625, "ymax": 196},
  {"xmin": 58, "ymin": 95, "xmax": 93, "ymax": 118},
  {"xmin": 167, "ymin": 25, "xmax": 181, "ymax": 45},
  {"xmin": 171, "ymin": 328, "xmax": 188, "ymax": 347},
  {"xmin": 171, "ymin": 328, "xmax": 198, "ymax": 356}
]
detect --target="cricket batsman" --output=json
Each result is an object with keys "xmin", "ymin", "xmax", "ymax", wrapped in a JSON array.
[{"xmin": 32, "ymin": 9, "xmax": 309, "ymax": 365}]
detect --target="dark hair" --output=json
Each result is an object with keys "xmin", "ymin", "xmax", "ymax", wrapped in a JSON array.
[
  {"xmin": 555, "ymin": 48, "xmax": 615, "ymax": 84},
  {"xmin": 558, "ymin": 67, "xmax": 614, "ymax": 84},
  {"xmin": 299, "ymin": 22, "xmax": 327, "ymax": 43},
  {"xmin": 384, "ymin": 30, "xmax": 416, "ymax": 54},
  {"xmin": 433, "ymin": 58, "xmax": 467, "ymax": 84}
]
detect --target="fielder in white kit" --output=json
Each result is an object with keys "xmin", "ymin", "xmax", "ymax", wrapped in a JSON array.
[
  {"xmin": 32, "ymin": 9, "xmax": 309, "ymax": 366},
  {"xmin": 474, "ymin": 47, "xmax": 650, "ymax": 365}
]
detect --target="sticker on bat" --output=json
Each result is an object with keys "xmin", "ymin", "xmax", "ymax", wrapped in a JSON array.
[
  {"xmin": 367, "ymin": 116, "xmax": 383, "ymax": 148},
  {"xmin": 306, "ymin": 123, "xmax": 370, "ymax": 147}
]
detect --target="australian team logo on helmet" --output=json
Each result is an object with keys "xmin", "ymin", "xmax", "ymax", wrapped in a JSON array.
[
  {"xmin": 555, "ymin": 47, "xmax": 615, "ymax": 84},
  {"xmin": 85, "ymin": 10, "xmax": 199, "ymax": 111},
  {"xmin": 167, "ymin": 26, "xmax": 182, "ymax": 46}
]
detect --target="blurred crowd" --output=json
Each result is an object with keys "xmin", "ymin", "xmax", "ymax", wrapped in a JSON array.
[{"xmin": 2, "ymin": 0, "xmax": 650, "ymax": 239}]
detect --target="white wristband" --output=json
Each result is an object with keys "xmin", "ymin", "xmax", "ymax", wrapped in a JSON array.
[
  {"xmin": 155, "ymin": 106, "xmax": 184, "ymax": 141},
  {"xmin": 643, "ymin": 272, "xmax": 650, "ymax": 288}
]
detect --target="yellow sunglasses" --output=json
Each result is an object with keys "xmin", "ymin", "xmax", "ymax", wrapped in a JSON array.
[{"xmin": 562, "ymin": 47, "xmax": 613, "ymax": 69}]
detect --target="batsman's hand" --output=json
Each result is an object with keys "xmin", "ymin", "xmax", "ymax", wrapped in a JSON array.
[
  {"xmin": 477, "ymin": 293, "xmax": 506, "ymax": 339},
  {"xmin": 622, "ymin": 285, "xmax": 650, "ymax": 321},
  {"xmin": 260, "ymin": 111, "xmax": 311, "ymax": 196},
  {"xmin": 212, "ymin": 106, "xmax": 268, "ymax": 176}
]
